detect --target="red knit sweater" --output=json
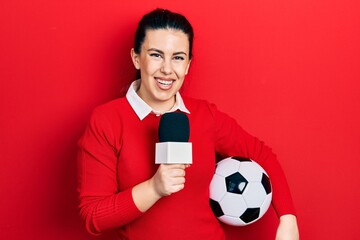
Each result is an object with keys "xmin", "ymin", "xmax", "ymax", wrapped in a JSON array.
[{"xmin": 77, "ymin": 97, "xmax": 295, "ymax": 239}]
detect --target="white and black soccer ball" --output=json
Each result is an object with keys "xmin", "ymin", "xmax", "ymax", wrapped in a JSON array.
[{"xmin": 209, "ymin": 156, "xmax": 272, "ymax": 226}]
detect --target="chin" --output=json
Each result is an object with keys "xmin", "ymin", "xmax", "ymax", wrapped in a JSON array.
[{"xmin": 157, "ymin": 94, "xmax": 175, "ymax": 102}]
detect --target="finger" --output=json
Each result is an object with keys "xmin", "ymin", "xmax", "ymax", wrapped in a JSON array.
[
  {"xmin": 160, "ymin": 165, "xmax": 185, "ymax": 175},
  {"xmin": 173, "ymin": 183, "xmax": 185, "ymax": 193},
  {"xmin": 169, "ymin": 169, "xmax": 186, "ymax": 177},
  {"xmin": 162, "ymin": 164, "xmax": 186, "ymax": 169},
  {"xmin": 177, "ymin": 183, "xmax": 185, "ymax": 191},
  {"xmin": 171, "ymin": 176, "xmax": 185, "ymax": 185}
]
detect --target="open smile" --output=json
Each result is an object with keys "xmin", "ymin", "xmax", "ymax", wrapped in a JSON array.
[{"xmin": 155, "ymin": 77, "xmax": 175, "ymax": 89}]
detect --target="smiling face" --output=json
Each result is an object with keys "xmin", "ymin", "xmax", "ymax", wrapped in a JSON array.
[{"xmin": 131, "ymin": 28, "xmax": 191, "ymax": 112}]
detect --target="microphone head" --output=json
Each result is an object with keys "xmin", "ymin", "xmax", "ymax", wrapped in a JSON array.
[{"xmin": 158, "ymin": 112, "xmax": 190, "ymax": 142}]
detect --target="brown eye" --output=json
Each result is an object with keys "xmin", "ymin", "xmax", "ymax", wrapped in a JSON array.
[
  {"xmin": 174, "ymin": 56, "xmax": 185, "ymax": 61},
  {"xmin": 150, "ymin": 53, "xmax": 162, "ymax": 58}
]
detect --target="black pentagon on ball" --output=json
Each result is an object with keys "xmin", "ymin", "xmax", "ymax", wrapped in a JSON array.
[
  {"xmin": 231, "ymin": 156, "xmax": 252, "ymax": 162},
  {"xmin": 240, "ymin": 208, "xmax": 260, "ymax": 223},
  {"xmin": 209, "ymin": 199, "xmax": 224, "ymax": 217},
  {"xmin": 225, "ymin": 172, "xmax": 248, "ymax": 194},
  {"xmin": 261, "ymin": 173, "xmax": 272, "ymax": 194}
]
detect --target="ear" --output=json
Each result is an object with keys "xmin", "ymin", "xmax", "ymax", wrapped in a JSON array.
[
  {"xmin": 131, "ymin": 48, "xmax": 140, "ymax": 70},
  {"xmin": 185, "ymin": 59, "xmax": 192, "ymax": 75}
]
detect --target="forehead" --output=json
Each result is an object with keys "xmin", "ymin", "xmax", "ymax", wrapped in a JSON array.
[{"xmin": 142, "ymin": 29, "xmax": 189, "ymax": 53}]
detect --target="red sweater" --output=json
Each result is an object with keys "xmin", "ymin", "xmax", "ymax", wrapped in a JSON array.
[{"xmin": 77, "ymin": 97, "xmax": 295, "ymax": 239}]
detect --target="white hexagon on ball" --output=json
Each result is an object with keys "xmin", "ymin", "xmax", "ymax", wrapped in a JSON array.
[
  {"xmin": 215, "ymin": 158, "xmax": 240, "ymax": 177},
  {"xmin": 209, "ymin": 174, "xmax": 227, "ymax": 201},
  {"xmin": 242, "ymin": 182, "xmax": 267, "ymax": 208}
]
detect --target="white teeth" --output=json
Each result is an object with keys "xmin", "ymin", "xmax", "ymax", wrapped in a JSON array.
[{"xmin": 157, "ymin": 79, "xmax": 173, "ymax": 85}]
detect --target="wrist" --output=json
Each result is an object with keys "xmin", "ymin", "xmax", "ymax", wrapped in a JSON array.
[
  {"xmin": 148, "ymin": 177, "xmax": 163, "ymax": 200},
  {"xmin": 276, "ymin": 214, "xmax": 299, "ymax": 240},
  {"xmin": 279, "ymin": 214, "xmax": 297, "ymax": 223},
  {"xmin": 132, "ymin": 179, "xmax": 162, "ymax": 213}
]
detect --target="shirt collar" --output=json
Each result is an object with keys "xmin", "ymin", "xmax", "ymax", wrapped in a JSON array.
[{"xmin": 126, "ymin": 80, "xmax": 190, "ymax": 120}]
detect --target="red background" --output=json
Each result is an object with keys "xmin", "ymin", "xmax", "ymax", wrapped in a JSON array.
[{"xmin": 1, "ymin": 1, "xmax": 359, "ymax": 239}]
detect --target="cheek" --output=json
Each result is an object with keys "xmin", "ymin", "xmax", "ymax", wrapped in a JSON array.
[
  {"xmin": 175, "ymin": 64, "xmax": 190, "ymax": 77},
  {"xmin": 142, "ymin": 61, "xmax": 161, "ymax": 75}
]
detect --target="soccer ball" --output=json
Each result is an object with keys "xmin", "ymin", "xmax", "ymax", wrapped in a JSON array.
[{"xmin": 209, "ymin": 156, "xmax": 272, "ymax": 226}]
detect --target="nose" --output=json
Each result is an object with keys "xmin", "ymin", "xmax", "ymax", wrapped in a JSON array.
[{"xmin": 160, "ymin": 59, "xmax": 173, "ymax": 75}]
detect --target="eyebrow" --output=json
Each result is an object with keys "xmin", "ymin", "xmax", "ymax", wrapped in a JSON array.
[{"xmin": 147, "ymin": 48, "xmax": 187, "ymax": 56}]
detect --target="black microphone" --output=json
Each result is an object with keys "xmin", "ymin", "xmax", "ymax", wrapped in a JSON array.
[
  {"xmin": 155, "ymin": 112, "xmax": 192, "ymax": 164},
  {"xmin": 158, "ymin": 112, "xmax": 190, "ymax": 142}
]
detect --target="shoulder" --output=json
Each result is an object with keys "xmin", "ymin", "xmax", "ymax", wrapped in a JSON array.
[
  {"xmin": 93, "ymin": 98, "xmax": 127, "ymax": 113},
  {"xmin": 80, "ymin": 99, "xmax": 128, "ymax": 149},
  {"xmin": 88, "ymin": 97, "xmax": 132, "ymax": 126},
  {"xmin": 91, "ymin": 97, "xmax": 131, "ymax": 118},
  {"xmin": 183, "ymin": 96, "xmax": 212, "ymax": 109},
  {"xmin": 182, "ymin": 96, "xmax": 219, "ymax": 116}
]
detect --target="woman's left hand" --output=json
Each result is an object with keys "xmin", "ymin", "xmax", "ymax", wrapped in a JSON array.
[{"xmin": 275, "ymin": 214, "xmax": 299, "ymax": 240}]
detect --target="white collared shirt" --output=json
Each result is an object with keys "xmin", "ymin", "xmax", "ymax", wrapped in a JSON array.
[{"xmin": 126, "ymin": 80, "xmax": 190, "ymax": 120}]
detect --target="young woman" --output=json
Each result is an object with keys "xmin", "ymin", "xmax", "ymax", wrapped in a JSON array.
[{"xmin": 78, "ymin": 8, "xmax": 299, "ymax": 240}]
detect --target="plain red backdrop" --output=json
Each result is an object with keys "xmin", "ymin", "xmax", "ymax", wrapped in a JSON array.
[{"xmin": 1, "ymin": 0, "xmax": 359, "ymax": 239}]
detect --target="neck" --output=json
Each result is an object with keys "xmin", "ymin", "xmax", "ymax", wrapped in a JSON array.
[
  {"xmin": 137, "ymin": 91, "xmax": 176, "ymax": 113},
  {"xmin": 151, "ymin": 97, "xmax": 176, "ymax": 113}
]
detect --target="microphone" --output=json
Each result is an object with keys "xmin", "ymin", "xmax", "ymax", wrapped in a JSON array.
[{"xmin": 155, "ymin": 112, "xmax": 192, "ymax": 164}]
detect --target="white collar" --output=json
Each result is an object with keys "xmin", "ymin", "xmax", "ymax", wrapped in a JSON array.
[{"xmin": 126, "ymin": 80, "xmax": 190, "ymax": 120}]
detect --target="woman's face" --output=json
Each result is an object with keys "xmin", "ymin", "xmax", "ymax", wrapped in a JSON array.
[{"xmin": 131, "ymin": 28, "xmax": 191, "ymax": 111}]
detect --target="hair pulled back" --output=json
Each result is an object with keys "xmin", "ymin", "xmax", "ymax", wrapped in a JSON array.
[{"xmin": 134, "ymin": 8, "xmax": 194, "ymax": 59}]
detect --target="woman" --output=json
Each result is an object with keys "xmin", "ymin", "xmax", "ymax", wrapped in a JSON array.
[{"xmin": 78, "ymin": 8, "xmax": 299, "ymax": 240}]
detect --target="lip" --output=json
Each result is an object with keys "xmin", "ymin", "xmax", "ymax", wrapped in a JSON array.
[
  {"xmin": 155, "ymin": 77, "xmax": 175, "ymax": 81},
  {"xmin": 154, "ymin": 77, "xmax": 175, "ymax": 90}
]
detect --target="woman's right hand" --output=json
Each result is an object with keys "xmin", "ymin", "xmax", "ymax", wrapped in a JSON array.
[
  {"xmin": 150, "ymin": 164, "xmax": 187, "ymax": 197},
  {"xmin": 132, "ymin": 164, "xmax": 187, "ymax": 212}
]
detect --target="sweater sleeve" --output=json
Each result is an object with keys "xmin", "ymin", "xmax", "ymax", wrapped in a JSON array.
[
  {"xmin": 208, "ymin": 103, "xmax": 296, "ymax": 217},
  {"xmin": 77, "ymin": 108, "xmax": 143, "ymax": 235}
]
